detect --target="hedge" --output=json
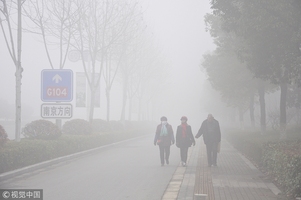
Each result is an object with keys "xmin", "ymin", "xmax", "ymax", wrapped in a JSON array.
[
  {"xmin": 262, "ymin": 141, "xmax": 301, "ymax": 198},
  {"xmin": 226, "ymin": 129, "xmax": 301, "ymax": 198}
]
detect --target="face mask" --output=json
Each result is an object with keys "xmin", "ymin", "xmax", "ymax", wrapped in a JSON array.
[{"xmin": 161, "ymin": 121, "xmax": 167, "ymax": 125}]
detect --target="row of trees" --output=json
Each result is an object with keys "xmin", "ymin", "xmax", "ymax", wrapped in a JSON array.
[
  {"xmin": 202, "ymin": 0, "xmax": 301, "ymax": 136},
  {"xmin": 0, "ymin": 0, "xmax": 169, "ymax": 141}
]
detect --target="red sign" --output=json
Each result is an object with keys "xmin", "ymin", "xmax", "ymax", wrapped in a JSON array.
[{"xmin": 46, "ymin": 87, "xmax": 68, "ymax": 98}]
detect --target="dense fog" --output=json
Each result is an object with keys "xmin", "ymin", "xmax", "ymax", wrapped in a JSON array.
[
  {"xmin": 0, "ymin": 1, "xmax": 215, "ymax": 139},
  {"xmin": 2, "ymin": 0, "xmax": 300, "ymax": 140}
]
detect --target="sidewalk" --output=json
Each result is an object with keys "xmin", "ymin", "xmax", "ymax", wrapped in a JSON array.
[{"xmin": 168, "ymin": 139, "xmax": 284, "ymax": 200}]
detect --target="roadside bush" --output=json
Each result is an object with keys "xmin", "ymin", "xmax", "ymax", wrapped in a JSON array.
[
  {"xmin": 226, "ymin": 128, "xmax": 301, "ymax": 198},
  {"xmin": 262, "ymin": 141, "xmax": 301, "ymax": 198},
  {"xmin": 109, "ymin": 120, "xmax": 124, "ymax": 132},
  {"xmin": 22, "ymin": 120, "xmax": 61, "ymax": 140},
  {"xmin": 92, "ymin": 119, "xmax": 111, "ymax": 133},
  {"xmin": 62, "ymin": 119, "xmax": 92, "ymax": 135},
  {"xmin": 0, "ymin": 125, "xmax": 8, "ymax": 147}
]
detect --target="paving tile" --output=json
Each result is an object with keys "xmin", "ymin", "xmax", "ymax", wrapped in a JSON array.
[{"xmin": 174, "ymin": 138, "xmax": 283, "ymax": 200}]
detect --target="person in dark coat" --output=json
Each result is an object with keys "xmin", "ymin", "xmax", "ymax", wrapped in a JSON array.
[
  {"xmin": 176, "ymin": 116, "xmax": 195, "ymax": 167},
  {"xmin": 195, "ymin": 114, "xmax": 221, "ymax": 167},
  {"xmin": 154, "ymin": 116, "xmax": 175, "ymax": 166}
]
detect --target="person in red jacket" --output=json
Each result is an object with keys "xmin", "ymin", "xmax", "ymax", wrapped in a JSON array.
[
  {"xmin": 176, "ymin": 116, "xmax": 195, "ymax": 167},
  {"xmin": 154, "ymin": 116, "xmax": 175, "ymax": 166}
]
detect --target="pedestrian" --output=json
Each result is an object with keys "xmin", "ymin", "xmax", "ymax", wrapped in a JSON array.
[
  {"xmin": 176, "ymin": 116, "xmax": 195, "ymax": 167},
  {"xmin": 195, "ymin": 114, "xmax": 221, "ymax": 167},
  {"xmin": 154, "ymin": 116, "xmax": 175, "ymax": 166}
]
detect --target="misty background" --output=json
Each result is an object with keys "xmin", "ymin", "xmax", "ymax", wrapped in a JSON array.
[
  {"xmin": 2, "ymin": 0, "xmax": 299, "ymax": 140},
  {"xmin": 0, "ymin": 0, "xmax": 215, "ymax": 139}
]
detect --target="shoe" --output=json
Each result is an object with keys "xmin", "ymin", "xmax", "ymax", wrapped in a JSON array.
[
  {"xmin": 208, "ymin": 164, "xmax": 212, "ymax": 167},
  {"xmin": 213, "ymin": 164, "xmax": 217, "ymax": 167},
  {"xmin": 182, "ymin": 162, "xmax": 186, "ymax": 167},
  {"xmin": 161, "ymin": 163, "xmax": 164, "ymax": 167},
  {"xmin": 166, "ymin": 160, "xmax": 169, "ymax": 165}
]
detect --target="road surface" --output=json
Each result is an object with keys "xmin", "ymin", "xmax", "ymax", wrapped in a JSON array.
[{"xmin": 0, "ymin": 134, "xmax": 181, "ymax": 200}]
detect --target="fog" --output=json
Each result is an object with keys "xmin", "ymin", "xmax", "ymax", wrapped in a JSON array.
[{"xmin": 0, "ymin": 0, "xmax": 215, "ymax": 139}]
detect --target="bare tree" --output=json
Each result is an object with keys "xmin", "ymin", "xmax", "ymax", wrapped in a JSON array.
[
  {"xmin": 135, "ymin": 46, "xmax": 168, "ymax": 121},
  {"xmin": 122, "ymin": 33, "xmax": 169, "ymax": 121},
  {"xmin": 0, "ymin": 0, "xmax": 25, "ymax": 141},
  {"xmin": 23, "ymin": 0, "xmax": 78, "ymax": 69},
  {"xmin": 71, "ymin": 0, "xmax": 142, "ymax": 123},
  {"xmin": 23, "ymin": 0, "xmax": 143, "ymax": 123},
  {"xmin": 102, "ymin": 43, "xmax": 124, "ymax": 121},
  {"xmin": 103, "ymin": 7, "xmax": 145, "ymax": 121},
  {"xmin": 22, "ymin": 0, "xmax": 78, "ymax": 128}
]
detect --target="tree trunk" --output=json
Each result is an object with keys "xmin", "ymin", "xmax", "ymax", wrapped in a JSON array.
[
  {"xmin": 15, "ymin": 1, "xmax": 23, "ymax": 142},
  {"xmin": 106, "ymin": 88, "xmax": 110, "ymax": 121},
  {"xmin": 128, "ymin": 96, "xmax": 132, "ymax": 121},
  {"xmin": 138, "ymin": 97, "xmax": 143, "ymax": 121},
  {"xmin": 249, "ymin": 92, "xmax": 255, "ymax": 128},
  {"xmin": 280, "ymin": 81, "xmax": 287, "ymax": 139},
  {"xmin": 89, "ymin": 87, "xmax": 95, "ymax": 123},
  {"xmin": 120, "ymin": 78, "xmax": 128, "ymax": 122},
  {"xmin": 239, "ymin": 108, "xmax": 244, "ymax": 130},
  {"xmin": 15, "ymin": 67, "xmax": 22, "ymax": 142},
  {"xmin": 258, "ymin": 81, "xmax": 266, "ymax": 134}
]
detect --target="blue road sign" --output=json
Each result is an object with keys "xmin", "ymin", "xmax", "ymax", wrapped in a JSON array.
[{"xmin": 41, "ymin": 69, "xmax": 73, "ymax": 102}]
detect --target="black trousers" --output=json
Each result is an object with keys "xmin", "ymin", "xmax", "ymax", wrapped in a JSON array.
[
  {"xmin": 159, "ymin": 145, "xmax": 170, "ymax": 164},
  {"xmin": 206, "ymin": 142, "xmax": 218, "ymax": 166},
  {"xmin": 180, "ymin": 146, "xmax": 189, "ymax": 163}
]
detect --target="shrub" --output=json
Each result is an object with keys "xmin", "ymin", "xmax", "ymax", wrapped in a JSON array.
[
  {"xmin": 0, "ymin": 124, "xmax": 8, "ymax": 146},
  {"xmin": 62, "ymin": 119, "xmax": 92, "ymax": 135},
  {"xmin": 109, "ymin": 120, "xmax": 124, "ymax": 132},
  {"xmin": 226, "ymin": 129, "xmax": 301, "ymax": 198},
  {"xmin": 92, "ymin": 119, "xmax": 111, "ymax": 132},
  {"xmin": 262, "ymin": 140, "xmax": 301, "ymax": 198},
  {"xmin": 22, "ymin": 120, "xmax": 61, "ymax": 140}
]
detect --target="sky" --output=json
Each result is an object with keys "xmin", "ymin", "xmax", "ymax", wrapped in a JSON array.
[
  {"xmin": 0, "ymin": 0, "xmax": 215, "ymax": 137},
  {"xmin": 138, "ymin": 0, "xmax": 215, "ymax": 128}
]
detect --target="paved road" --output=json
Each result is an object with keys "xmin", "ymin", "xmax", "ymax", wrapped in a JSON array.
[{"xmin": 0, "ymin": 135, "xmax": 181, "ymax": 200}]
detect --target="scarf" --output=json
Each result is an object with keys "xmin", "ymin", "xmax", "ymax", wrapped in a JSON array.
[
  {"xmin": 181, "ymin": 123, "xmax": 187, "ymax": 137},
  {"xmin": 160, "ymin": 124, "xmax": 168, "ymax": 136}
]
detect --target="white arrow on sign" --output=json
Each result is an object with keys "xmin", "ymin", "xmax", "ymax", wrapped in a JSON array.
[{"xmin": 52, "ymin": 74, "xmax": 62, "ymax": 83}]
